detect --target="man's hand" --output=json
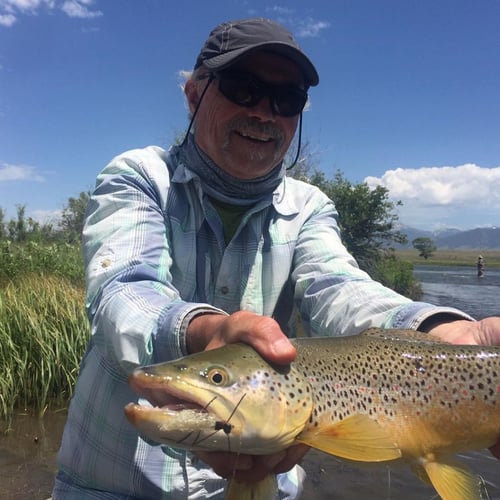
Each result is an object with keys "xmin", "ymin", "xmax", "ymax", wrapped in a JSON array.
[
  {"xmin": 426, "ymin": 316, "xmax": 500, "ymax": 346},
  {"xmin": 186, "ymin": 310, "xmax": 296, "ymax": 364},
  {"xmin": 196, "ymin": 444, "xmax": 310, "ymax": 482},
  {"xmin": 427, "ymin": 316, "xmax": 500, "ymax": 458}
]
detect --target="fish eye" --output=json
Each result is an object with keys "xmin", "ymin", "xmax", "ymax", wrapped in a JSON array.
[{"xmin": 207, "ymin": 368, "xmax": 229, "ymax": 386}]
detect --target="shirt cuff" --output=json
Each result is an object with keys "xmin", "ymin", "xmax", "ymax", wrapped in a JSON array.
[
  {"xmin": 153, "ymin": 303, "xmax": 228, "ymax": 362},
  {"xmin": 385, "ymin": 301, "xmax": 474, "ymax": 331}
]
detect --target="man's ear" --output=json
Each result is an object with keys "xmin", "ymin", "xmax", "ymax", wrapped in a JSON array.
[{"xmin": 184, "ymin": 79, "xmax": 199, "ymax": 115}]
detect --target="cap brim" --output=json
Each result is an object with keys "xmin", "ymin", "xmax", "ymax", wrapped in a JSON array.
[{"xmin": 202, "ymin": 41, "xmax": 319, "ymax": 87}]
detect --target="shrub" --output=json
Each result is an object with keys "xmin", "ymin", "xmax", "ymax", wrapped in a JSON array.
[
  {"xmin": 372, "ymin": 256, "xmax": 423, "ymax": 300},
  {"xmin": 0, "ymin": 241, "xmax": 84, "ymax": 287}
]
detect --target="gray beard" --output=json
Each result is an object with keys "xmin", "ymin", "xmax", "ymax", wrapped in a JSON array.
[{"xmin": 221, "ymin": 116, "xmax": 286, "ymax": 166}]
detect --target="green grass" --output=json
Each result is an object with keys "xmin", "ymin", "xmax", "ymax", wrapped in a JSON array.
[
  {"xmin": 396, "ymin": 249, "xmax": 500, "ymax": 268},
  {"xmin": 0, "ymin": 272, "xmax": 88, "ymax": 428}
]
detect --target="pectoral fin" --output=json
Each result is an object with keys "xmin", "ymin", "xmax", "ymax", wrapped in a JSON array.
[
  {"xmin": 296, "ymin": 414, "xmax": 401, "ymax": 462},
  {"xmin": 423, "ymin": 457, "xmax": 483, "ymax": 500},
  {"xmin": 226, "ymin": 474, "xmax": 277, "ymax": 500}
]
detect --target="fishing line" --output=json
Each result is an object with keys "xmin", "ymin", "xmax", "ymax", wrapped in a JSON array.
[
  {"xmin": 203, "ymin": 396, "xmax": 218, "ymax": 411},
  {"xmin": 192, "ymin": 394, "xmax": 247, "ymax": 447},
  {"xmin": 175, "ymin": 431, "xmax": 196, "ymax": 446},
  {"xmin": 224, "ymin": 393, "xmax": 247, "ymax": 428}
]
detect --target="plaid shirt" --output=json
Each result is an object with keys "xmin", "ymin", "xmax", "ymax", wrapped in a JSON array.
[{"xmin": 54, "ymin": 145, "xmax": 468, "ymax": 499}]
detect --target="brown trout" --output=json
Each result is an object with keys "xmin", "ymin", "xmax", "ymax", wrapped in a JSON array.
[{"xmin": 124, "ymin": 328, "xmax": 500, "ymax": 500}]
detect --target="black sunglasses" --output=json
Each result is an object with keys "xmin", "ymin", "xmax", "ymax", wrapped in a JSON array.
[{"xmin": 201, "ymin": 70, "xmax": 308, "ymax": 117}]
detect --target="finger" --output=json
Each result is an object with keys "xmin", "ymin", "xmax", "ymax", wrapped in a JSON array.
[
  {"xmin": 230, "ymin": 453, "xmax": 285, "ymax": 483},
  {"xmin": 230, "ymin": 312, "xmax": 296, "ymax": 364},
  {"xmin": 209, "ymin": 311, "xmax": 296, "ymax": 364},
  {"xmin": 272, "ymin": 444, "xmax": 310, "ymax": 474},
  {"xmin": 477, "ymin": 317, "xmax": 500, "ymax": 345},
  {"xmin": 259, "ymin": 451, "xmax": 287, "ymax": 470},
  {"xmin": 195, "ymin": 451, "xmax": 252, "ymax": 478},
  {"xmin": 489, "ymin": 441, "xmax": 500, "ymax": 460},
  {"xmin": 250, "ymin": 333, "xmax": 296, "ymax": 365}
]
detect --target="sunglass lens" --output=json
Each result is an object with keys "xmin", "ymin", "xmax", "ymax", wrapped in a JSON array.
[
  {"xmin": 219, "ymin": 75, "xmax": 260, "ymax": 107},
  {"xmin": 217, "ymin": 72, "xmax": 307, "ymax": 117},
  {"xmin": 274, "ymin": 89, "xmax": 307, "ymax": 117}
]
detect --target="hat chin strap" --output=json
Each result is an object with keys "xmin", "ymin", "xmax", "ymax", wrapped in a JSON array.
[
  {"xmin": 181, "ymin": 75, "xmax": 215, "ymax": 146},
  {"xmin": 286, "ymin": 111, "xmax": 302, "ymax": 171},
  {"xmin": 182, "ymin": 75, "xmax": 303, "ymax": 171}
]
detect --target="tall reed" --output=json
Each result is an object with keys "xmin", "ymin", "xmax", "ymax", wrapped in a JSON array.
[{"xmin": 0, "ymin": 273, "xmax": 88, "ymax": 424}]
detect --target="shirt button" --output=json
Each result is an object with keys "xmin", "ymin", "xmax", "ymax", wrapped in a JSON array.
[{"xmin": 220, "ymin": 286, "xmax": 229, "ymax": 295}]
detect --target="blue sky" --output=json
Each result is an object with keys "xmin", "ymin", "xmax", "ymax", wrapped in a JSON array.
[{"xmin": 1, "ymin": 0, "xmax": 499, "ymax": 230}]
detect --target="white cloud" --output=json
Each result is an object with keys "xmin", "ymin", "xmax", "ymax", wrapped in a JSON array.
[
  {"xmin": 31, "ymin": 208, "xmax": 62, "ymax": 224},
  {"xmin": 366, "ymin": 164, "xmax": 500, "ymax": 207},
  {"xmin": 365, "ymin": 164, "xmax": 500, "ymax": 229},
  {"xmin": 265, "ymin": 6, "xmax": 294, "ymax": 16},
  {"xmin": 0, "ymin": 12, "xmax": 16, "ymax": 25},
  {"xmin": 0, "ymin": 0, "xmax": 101, "ymax": 26},
  {"xmin": 0, "ymin": 0, "xmax": 55, "ymax": 13},
  {"xmin": 263, "ymin": 6, "xmax": 330, "ymax": 39},
  {"xmin": 61, "ymin": 0, "xmax": 101, "ymax": 19},
  {"xmin": 295, "ymin": 18, "xmax": 330, "ymax": 38},
  {"xmin": 0, "ymin": 162, "xmax": 45, "ymax": 182}
]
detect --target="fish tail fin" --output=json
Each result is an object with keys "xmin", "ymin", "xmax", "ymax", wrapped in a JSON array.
[
  {"xmin": 226, "ymin": 474, "xmax": 278, "ymax": 500},
  {"xmin": 423, "ymin": 457, "xmax": 483, "ymax": 500}
]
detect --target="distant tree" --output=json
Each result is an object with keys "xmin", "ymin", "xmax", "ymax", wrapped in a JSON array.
[
  {"xmin": 286, "ymin": 138, "xmax": 319, "ymax": 180},
  {"xmin": 4, "ymin": 204, "xmax": 55, "ymax": 242},
  {"xmin": 412, "ymin": 237, "xmax": 437, "ymax": 259},
  {"xmin": 8, "ymin": 205, "xmax": 28, "ymax": 242},
  {"xmin": 0, "ymin": 207, "xmax": 6, "ymax": 240},
  {"xmin": 60, "ymin": 191, "xmax": 91, "ymax": 243}
]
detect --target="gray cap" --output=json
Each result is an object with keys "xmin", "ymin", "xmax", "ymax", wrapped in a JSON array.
[{"xmin": 194, "ymin": 18, "xmax": 319, "ymax": 87}]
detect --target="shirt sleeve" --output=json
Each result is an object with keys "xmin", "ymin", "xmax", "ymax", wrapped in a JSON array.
[
  {"xmin": 290, "ymin": 188, "xmax": 472, "ymax": 336},
  {"xmin": 83, "ymin": 147, "xmax": 225, "ymax": 373}
]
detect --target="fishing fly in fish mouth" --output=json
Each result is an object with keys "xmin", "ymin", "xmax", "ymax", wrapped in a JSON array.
[
  {"xmin": 165, "ymin": 393, "xmax": 244, "ymax": 450},
  {"xmin": 125, "ymin": 327, "xmax": 500, "ymax": 500}
]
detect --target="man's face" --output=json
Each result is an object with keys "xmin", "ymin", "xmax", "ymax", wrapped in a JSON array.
[{"xmin": 185, "ymin": 51, "xmax": 304, "ymax": 179}]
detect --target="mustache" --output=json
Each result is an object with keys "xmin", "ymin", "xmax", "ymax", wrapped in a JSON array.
[{"xmin": 226, "ymin": 117, "xmax": 285, "ymax": 143}]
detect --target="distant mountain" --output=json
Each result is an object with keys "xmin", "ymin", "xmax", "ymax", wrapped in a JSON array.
[{"xmin": 397, "ymin": 226, "xmax": 500, "ymax": 249}]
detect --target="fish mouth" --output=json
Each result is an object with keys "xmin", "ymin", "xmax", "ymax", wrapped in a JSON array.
[{"xmin": 127, "ymin": 368, "xmax": 212, "ymax": 415}]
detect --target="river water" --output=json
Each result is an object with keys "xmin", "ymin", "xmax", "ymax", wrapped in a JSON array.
[
  {"xmin": 1, "ymin": 264, "xmax": 499, "ymax": 499},
  {"xmin": 413, "ymin": 264, "xmax": 500, "ymax": 320}
]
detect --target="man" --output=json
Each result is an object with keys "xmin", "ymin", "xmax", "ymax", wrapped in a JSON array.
[{"xmin": 53, "ymin": 17, "xmax": 500, "ymax": 499}]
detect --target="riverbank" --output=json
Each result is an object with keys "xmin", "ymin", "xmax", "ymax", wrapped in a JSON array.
[{"xmin": 396, "ymin": 248, "xmax": 500, "ymax": 267}]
